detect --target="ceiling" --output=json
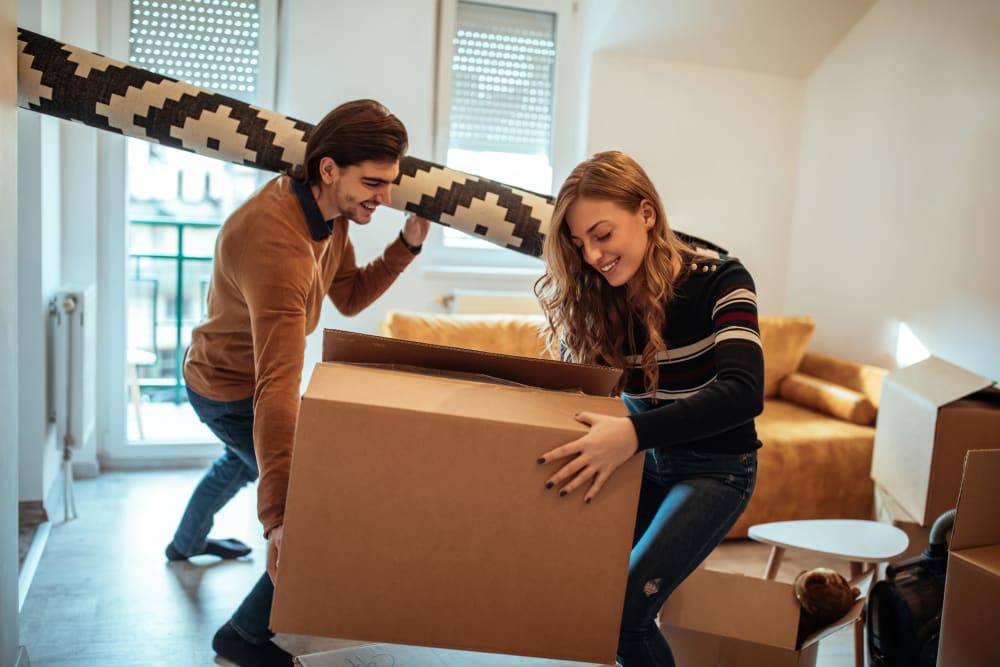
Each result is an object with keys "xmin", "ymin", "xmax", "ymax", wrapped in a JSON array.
[{"xmin": 590, "ymin": 0, "xmax": 877, "ymax": 78}]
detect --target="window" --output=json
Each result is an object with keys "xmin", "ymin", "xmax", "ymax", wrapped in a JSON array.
[
  {"xmin": 123, "ymin": 0, "xmax": 274, "ymax": 442},
  {"xmin": 128, "ymin": 0, "xmax": 263, "ymax": 96},
  {"xmin": 433, "ymin": 0, "xmax": 572, "ymax": 267}
]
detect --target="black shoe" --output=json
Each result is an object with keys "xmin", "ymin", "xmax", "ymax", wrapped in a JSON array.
[
  {"xmin": 165, "ymin": 538, "xmax": 252, "ymax": 561},
  {"xmin": 212, "ymin": 621, "xmax": 293, "ymax": 667}
]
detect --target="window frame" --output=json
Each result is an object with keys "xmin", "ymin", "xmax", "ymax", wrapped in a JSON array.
[
  {"xmin": 98, "ymin": 0, "xmax": 280, "ymax": 462},
  {"xmin": 428, "ymin": 0, "xmax": 578, "ymax": 271}
]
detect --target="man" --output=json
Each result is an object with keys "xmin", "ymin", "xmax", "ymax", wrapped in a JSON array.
[{"xmin": 168, "ymin": 99, "xmax": 430, "ymax": 666}]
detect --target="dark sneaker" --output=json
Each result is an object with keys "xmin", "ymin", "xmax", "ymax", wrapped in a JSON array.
[
  {"xmin": 165, "ymin": 538, "xmax": 252, "ymax": 561},
  {"xmin": 212, "ymin": 621, "xmax": 293, "ymax": 667}
]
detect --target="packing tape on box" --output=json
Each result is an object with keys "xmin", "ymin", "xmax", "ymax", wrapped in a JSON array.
[{"xmin": 16, "ymin": 27, "xmax": 727, "ymax": 259}]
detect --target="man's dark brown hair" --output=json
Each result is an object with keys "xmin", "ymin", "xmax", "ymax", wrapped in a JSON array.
[{"xmin": 296, "ymin": 99, "xmax": 408, "ymax": 185}]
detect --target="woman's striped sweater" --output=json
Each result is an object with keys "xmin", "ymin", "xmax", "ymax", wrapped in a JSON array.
[{"xmin": 623, "ymin": 257, "xmax": 764, "ymax": 454}]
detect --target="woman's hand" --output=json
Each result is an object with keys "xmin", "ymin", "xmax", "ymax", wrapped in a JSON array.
[{"xmin": 538, "ymin": 412, "xmax": 639, "ymax": 503}]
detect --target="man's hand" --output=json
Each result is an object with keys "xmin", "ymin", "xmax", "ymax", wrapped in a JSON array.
[
  {"xmin": 402, "ymin": 213, "xmax": 431, "ymax": 248},
  {"xmin": 538, "ymin": 413, "xmax": 639, "ymax": 503},
  {"xmin": 266, "ymin": 524, "xmax": 284, "ymax": 584}
]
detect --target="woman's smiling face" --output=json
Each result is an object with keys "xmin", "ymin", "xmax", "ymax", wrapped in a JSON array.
[{"xmin": 565, "ymin": 196, "xmax": 655, "ymax": 287}]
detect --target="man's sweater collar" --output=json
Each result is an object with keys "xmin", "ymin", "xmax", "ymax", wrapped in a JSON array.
[{"xmin": 290, "ymin": 177, "xmax": 335, "ymax": 240}]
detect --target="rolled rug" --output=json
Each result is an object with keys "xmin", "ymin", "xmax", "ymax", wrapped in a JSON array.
[{"xmin": 16, "ymin": 26, "xmax": 727, "ymax": 259}]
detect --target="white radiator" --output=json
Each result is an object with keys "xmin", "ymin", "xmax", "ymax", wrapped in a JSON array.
[{"xmin": 50, "ymin": 284, "xmax": 97, "ymax": 451}]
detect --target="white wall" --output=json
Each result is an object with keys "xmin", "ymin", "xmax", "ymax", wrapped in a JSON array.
[
  {"xmin": 17, "ymin": 1, "xmax": 63, "ymax": 508},
  {"xmin": 17, "ymin": 0, "xmax": 101, "ymax": 508},
  {"xmin": 787, "ymin": 0, "xmax": 1000, "ymax": 378},
  {"xmin": 58, "ymin": 0, "xmax": 101, "ymax": 473},
  {"xmin": 2, "ymin": 0, "xmax": 21, "ymax": 660},
  {"xmin": 587, "ymin": 53, "xmax": 804, "ymax": 315}
]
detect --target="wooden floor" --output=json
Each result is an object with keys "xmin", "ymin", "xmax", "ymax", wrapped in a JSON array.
[{"xmin": 19, "ymin": 470, "xmax": 858, "ymax": 666}]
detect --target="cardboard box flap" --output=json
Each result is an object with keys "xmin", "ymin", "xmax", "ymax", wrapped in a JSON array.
[
  {"xmin": 323, "ymin": 329, "xmax": 623, "ymax": 396},
  {"xmin": 799, "ymin": 589, "xmax": 868, "ymax": 649},
  {"xmin": 885, "ymin": 356, "xmax": 995, "ymax": 408},
  {"xmin": 950, "ymin": 449, "xmax": 1000, "ymax": 550},
  {"xmin": 658, "ymin": 568, "xmax": 802, "ymax": 649},
  {"xmin": 951, "ymin": 545, "xmax": 1000, "ymax": 576},
  {"xmin": 303, "ymin": 362, "xmax": 625, "ymax": 432}
]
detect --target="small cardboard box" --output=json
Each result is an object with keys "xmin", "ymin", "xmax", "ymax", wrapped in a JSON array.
[
  {"xmin": 658, "ymin": 567, "xmax": 865, "ymax": 667},
  {"xmin": 870, "ymin": 356, "xmax": 1000, "ymax": 526},
  {"xmin": 271, "ymin": 330, "xmax": 644, "ymax": 665},
  {"xmin": 294, "ymin": 642, "xmax": 607, "ymax": 666},
  {"xmin": 936, "ymin": 449, "xmax": 1000, "ymax": 667}
]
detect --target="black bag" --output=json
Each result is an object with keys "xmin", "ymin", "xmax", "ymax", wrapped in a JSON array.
[{"xmin": 866, "ymin": 510, "xmax": 954, "ymax": 667}]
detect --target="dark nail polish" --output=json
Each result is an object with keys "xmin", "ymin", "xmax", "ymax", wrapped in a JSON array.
[
  {"xmin": 545, "ymin": 481, "xmax": 554, "ymax": 489},
  {"xmin": 537, "ymin": 457, "xmax": 546, "ymax": 464},
  {"xmin": 559, "ymin": 490, "xmax": 567, "ymax": 497},
  {"xmin": 585, "ymin": 498, "xmax": 591, "ymax": 504}
]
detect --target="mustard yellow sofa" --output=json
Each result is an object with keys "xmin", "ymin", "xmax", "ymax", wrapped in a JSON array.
[{"xmin": 379, "ymin": 311, "xmax": 887, "ymax": 538}]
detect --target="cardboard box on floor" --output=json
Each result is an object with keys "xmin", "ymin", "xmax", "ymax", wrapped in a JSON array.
[
  {"xmin": 870, "ymin": 355, "xmax": 1000, "ymax": 526},
  {"xmin": 937, "ymin": 448, "xmax": 1000, "ymax": 667},
  {"xmin": 294, "ymin": 642, "xmax": 608, "ymax": 667},
  {"xmin": 658, "ymin": 567, "xmax": 865, "ymax": 667},
  {"xmin": 270, "ymin": 330, "xmax": 644, "ymax": 665}
]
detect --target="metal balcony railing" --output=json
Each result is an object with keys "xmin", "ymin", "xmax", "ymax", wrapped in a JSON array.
[{"xmin": 127, "ymin": 219, "xmax": 220, "ymax": 405}]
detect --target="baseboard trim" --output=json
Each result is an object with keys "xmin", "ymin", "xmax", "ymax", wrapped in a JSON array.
[
  {"xmin": 98, "ymin": 456, "xmax": 214, "ymax": 471},
  {"xmin": 72, "ymin": 460, "xmax": 100, "ymax": 479},
  {"xmin": 18, "ymin": 501, "xmax": 47, "ymax": 526},
  {"xmin": 18, "ymin": 520, "xmax": 51, "ymax": 612}
]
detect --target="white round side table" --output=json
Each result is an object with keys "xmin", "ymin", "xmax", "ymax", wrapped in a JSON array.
[{"xmin": 748, "ymin": 519, "xmax": 910, "ymax": 667}]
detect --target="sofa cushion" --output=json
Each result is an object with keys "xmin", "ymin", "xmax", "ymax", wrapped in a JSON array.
[
  {"xmin": 379, "ymin": 310, "xmax": 554, "ymax": 359},
  {"xmin": 799, "ymin": 351, "xmax": 888, "ymax": 408},
  {"xmin": 759, "ymin": 316, "xmax": 815, "ymax": 398},
  {"xmin": 779, "ymin": 372, "xmax": 877, "ymax": 426}
]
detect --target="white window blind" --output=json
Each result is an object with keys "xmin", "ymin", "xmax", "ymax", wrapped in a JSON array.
[
  {"xmin": 449, "ymin": 1, "xmax": 556, "ymax": 156},
  {"xmin": 128, "ymin": 0, "xmax": 262, "ymax": 103},
  {"xmin": 442, "ymin": 1, "xmax": 557, "ymax": 252}
]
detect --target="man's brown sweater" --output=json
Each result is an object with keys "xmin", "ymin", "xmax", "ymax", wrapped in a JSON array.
[{"xmin": 184, "ymin": 175, "xmax": 416, "ymax": 536}]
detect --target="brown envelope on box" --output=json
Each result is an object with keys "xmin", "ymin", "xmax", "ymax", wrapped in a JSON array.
[{"xmin": 270, "ymin": 330, "xmax": 643, "ymax": 665}]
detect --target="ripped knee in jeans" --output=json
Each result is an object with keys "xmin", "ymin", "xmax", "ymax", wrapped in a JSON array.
[{"xmin": 642, "ymin": 578, "xmax": 662, "ymax": 596}]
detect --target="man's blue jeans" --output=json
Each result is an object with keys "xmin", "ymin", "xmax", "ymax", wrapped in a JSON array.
[
  {"xmin": 616, "ymin": 448, "xmax": 757, "ymax": 667},
  {"xmin": 171, "ymin": 387, "xmax": 258, "ymax": 556},
  {"xmin": 176, "ymin": 387, "xmax": 275, "ymax": 643}
]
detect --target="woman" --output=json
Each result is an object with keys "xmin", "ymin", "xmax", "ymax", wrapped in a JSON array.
[{"xmin": 534, "ymin": 151, "xmax": 763, "ymax": 666}]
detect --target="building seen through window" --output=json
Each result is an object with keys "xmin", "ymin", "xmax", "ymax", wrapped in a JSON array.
[{"xmin": 125, "ymin": 0, "xmax": 265, "ymax": 442}]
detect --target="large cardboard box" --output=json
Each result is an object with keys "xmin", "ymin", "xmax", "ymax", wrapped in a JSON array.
[
  {"xmin": 658, "ymin": 567, "xmax": 865, "ymax": 667},
  {"xmin": 871, "ymin": 356, "xmax": 1000, "ymax": 526},
  {"xmin": 936, "ymin": 449, "xmax": 1000, "ymax": 667},
  {"xmin": 294, "ymin": 642, "xmax": 606, "ymax": 666},
  {"xmin": 271, "ymin": 330, "xmax": 645, "ymax": 665}
]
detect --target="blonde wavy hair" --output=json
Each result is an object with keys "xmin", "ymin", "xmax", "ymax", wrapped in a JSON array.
[{"xmin": 534, "ymin": 151, "xmax": 693, "ymax": 396}]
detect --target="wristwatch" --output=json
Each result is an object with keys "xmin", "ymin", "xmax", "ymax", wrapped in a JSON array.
[{"xmin": 398, "ymin": 230, "xmax": 422, "ymax": 255}]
